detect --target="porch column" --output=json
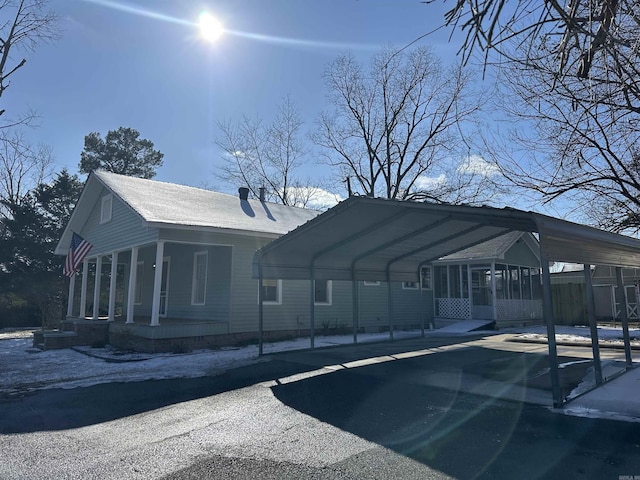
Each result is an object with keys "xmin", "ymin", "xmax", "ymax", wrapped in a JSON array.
[
  {"xmin": 615, "ymin": 267, "xmax": 633, "ymax": 368},
  {"xmin": 584, "ymin": 264, "xmax": 603, "ymax": 385},
  {"xmin": 126, "ymin": 246, "xmax": 138, "ymax": 324},
  {"xmin": 80, "ymin": 259, "xmax": 89, "ymax": 318},
  {"xmin": 108, "ymin": 251, "xmax": 118, "ymax": 322},
  {"xmin": 92, "ymin": 255, "xmax": 102, "ymax": 320},
  {"xmin": 66, "ymin": 273, "xmax": 76, "ymax": 317},
  {"xmin": 150, "ymin": 241, "xmax": 165, "ymax": 326},
  {"xmin": 541, "ymin": 254, "xmax": 562, "ymax": 408}
]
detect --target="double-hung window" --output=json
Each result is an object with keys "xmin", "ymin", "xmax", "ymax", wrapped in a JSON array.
[
  {"xmin": 100, "ymin": 194, "xmax": 113, "ymax": 223},
  {"xmin": 314, "ymin": 280, "xmax": 332, "ymax": 305},
  {"xmin": 260, "ymin": 279, "xmax": 282, "ymax": 304}
]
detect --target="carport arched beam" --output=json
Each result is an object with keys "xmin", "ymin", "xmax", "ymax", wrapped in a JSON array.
[
  {"xmin": 385, "ymin": 224, "xmax": 486, "ymax": 274},
  {"xmin": 415, "ymin": 228, "xmax": 514, "ymax": 273},
  {"xmin": 310, "ymin": 210, "xmax": 412, "ymax": 266},
  {"xmin": 350, "ymin": 216, "xmax": 454, "ymax": 272}
]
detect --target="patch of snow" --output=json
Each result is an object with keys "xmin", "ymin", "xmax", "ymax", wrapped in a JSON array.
[{"xmin": 0, "ymin": 329, "xmax": 424, "ymax": 397}]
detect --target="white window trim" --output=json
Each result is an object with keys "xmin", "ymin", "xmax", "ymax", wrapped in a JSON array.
[
  {"xmin": 191, "ymin": 251, "xmax": 208, "ymax": 305},
  {"xmin": 100, "ymin": 194, "xmax": 113, "ymax": 224},
  {"xmin": 259, "ymin": 279, "xmax": 282, "ymax": 305},
  {"xmin": 314, "ymin": 280, "xmax": 333, "ymax": 306},
  {"xmin": 134, "ymin": 261, "xmax": 144, "ymax": 305},
  {"xmin": 402, "ymin": 281, "xmax": 420, "ymax": 290},
  {"xmin": 363, "ymin": 281, "xmax": 380, "ymax": 286}
]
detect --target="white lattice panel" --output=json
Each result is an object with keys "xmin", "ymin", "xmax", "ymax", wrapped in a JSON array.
[
  {"xmin": 437, "ymin": 298, "xmax": 471, "ymax": 319},
  {"xmin": 496, "ymin": 299, "xmax": 543, "ymax": 321}
]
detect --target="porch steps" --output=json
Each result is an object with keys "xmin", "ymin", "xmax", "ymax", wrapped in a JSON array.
[{"xmin": 32, "ymin": 319, "xmax": 109, "ymax": 350}]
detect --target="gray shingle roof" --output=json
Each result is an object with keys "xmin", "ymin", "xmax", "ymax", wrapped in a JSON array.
[
  {"xmin": 437, "ymin": 231, "xmax": 526, "ymax": 261},
  {"xmin": 96, "ymin": 171, "xmax": 319, "ymax": 236}
]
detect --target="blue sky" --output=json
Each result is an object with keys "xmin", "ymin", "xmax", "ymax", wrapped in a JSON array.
[{"xmin": 7, "ymin": 0, "xmax": 471, "ymax": 196}]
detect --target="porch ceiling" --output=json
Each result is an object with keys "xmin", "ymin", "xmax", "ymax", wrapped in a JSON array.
[{"xmin": 253, "ymin": 196, "xmax": 640, "ymax": 282}]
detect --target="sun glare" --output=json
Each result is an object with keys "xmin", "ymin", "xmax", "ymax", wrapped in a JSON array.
[{"xmin": 199, "ymin": 12, "xmax": 224, "ymax": 42}]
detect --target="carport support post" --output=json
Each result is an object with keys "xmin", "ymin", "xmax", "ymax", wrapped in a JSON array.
[
  {"xmin": 541, "ymin": 255, "xmax": 563, "ymax": 408},
  {"xmin": 258, "ymin": 264, "xmax": 264, "ymax": 356},
  {"xmin": 615, "ymin": 267, "xmax": 633, "ymax": 368},
  {"xmin": 584, "ymin": 264, "xmax": 603, "ymax": 385},
  {"xmin": 387, "ymin": 276, "xmax": 394, "ymax": 341},
  {"xmin": 310, "ymin": 268, "xmax": 315, "ymax": 349},
  {"xmin": 352, "ymin": 279, "xmax": 359, "ymax": 344}
]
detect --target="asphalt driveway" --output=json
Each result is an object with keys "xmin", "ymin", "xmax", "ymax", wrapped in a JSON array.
[{"xmin": 1, "ymin": 333, "xmax": 639, "ymax": 479}]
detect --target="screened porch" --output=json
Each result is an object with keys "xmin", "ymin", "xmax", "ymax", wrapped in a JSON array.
[{"xmin": 433, "ymin": 263, "xmax": 543, "ymax": 325}]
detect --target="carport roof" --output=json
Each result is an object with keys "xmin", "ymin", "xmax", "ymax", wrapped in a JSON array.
[{"xmin": 253, "ymin": 196, "xmax": 640, "ymax": 282}]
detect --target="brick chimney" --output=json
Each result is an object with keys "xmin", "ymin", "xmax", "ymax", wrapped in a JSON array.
[{"xmin": 238, "ymin": 187, "xmax": 249, "ymax": 201}]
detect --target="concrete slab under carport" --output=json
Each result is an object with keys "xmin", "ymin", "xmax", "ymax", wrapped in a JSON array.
[{"xmin": 265, "ymin": 333, "xmax": 633, "ymax": 409}]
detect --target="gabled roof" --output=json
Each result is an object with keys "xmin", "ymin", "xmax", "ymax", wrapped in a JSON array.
[
  {"xmin": 56, "ymin": 171, "xmax": 319, "ymax": 254},
  {"xmin": 95, "ymin": 171, "xmax": 318, "ymax": 233},
  {"xmin": 435, "ymin": 231, "xmax": 538, "ymax": 263}
]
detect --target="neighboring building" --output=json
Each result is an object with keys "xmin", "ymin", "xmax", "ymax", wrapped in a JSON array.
[
  {"xmin": 45, "ymin": 171, "xmax": 544, "ymax": 352},
  {"xmin": 551, "ymin": 263, "xmax": 640, "ymax": 321}
]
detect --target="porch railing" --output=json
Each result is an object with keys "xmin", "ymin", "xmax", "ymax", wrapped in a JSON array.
[{"xmin": 496, "ymin": 299, "xmax": 543, "ymax": 321}]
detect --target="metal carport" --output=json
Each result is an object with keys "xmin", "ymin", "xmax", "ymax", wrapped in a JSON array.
[{"xmin": 253, "ymin": 196, "xmax": 640, "ymax": 407}]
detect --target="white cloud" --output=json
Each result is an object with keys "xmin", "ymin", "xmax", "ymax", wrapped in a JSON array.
[
  {"xmin": 415, "ymin": 174, "xmax": 447, "ymax": 190},
  {"xmin": 282, "ymin": 186, "xmax": 344, "ymax": 210},
  {"xmin": 457, "ymin": 155, "xmax": 500, "ymax": 177}
]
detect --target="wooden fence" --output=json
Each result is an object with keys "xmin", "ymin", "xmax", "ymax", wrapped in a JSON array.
[{"xmin": 551, "ymin": 284, "xmax": 587, "ymax": 325}]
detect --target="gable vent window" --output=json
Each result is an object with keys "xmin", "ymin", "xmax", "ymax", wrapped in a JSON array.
[{"xmin": 100, "ymin": 194, "xmax": 113, "ymax": 224}]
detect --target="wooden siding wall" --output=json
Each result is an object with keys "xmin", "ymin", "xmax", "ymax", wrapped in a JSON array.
[
  {"xmin": 110, "ymin": 228, "xmax": 434, "ymax": 334},
  {"xmin": 80, "ymin": 186, "xmax": 158, "ymax": 253},
  {"xmin": 503, "ymin": 239, "xmax": 540, "ymax": 266},
  {"xmin": 164, "ymin": 244, "xmax": 232, "ymax": 323}
]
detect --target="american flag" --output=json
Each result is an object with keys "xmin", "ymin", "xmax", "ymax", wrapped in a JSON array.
[{"xmin": 64, "ymin": 232, "xmax": 92, "ymax": 277}]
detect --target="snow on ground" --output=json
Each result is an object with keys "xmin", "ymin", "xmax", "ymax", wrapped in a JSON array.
[
  {"xmin": 1, "ymin": 325, "xmax": 638, "ymax": 398},
  {"xmin": 0, "ymin": 328, "xmax": 424, "ymax": 397},
  {"xmin": 508, "ymin": 324, "xmax": 640, "ymax": 347}
]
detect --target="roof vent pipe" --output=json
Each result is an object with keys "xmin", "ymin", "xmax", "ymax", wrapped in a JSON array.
[
  {"xmin": 259, "ymin": 187, "xmax": 266, "ymax": 202},
  {"xmin": 238, "ymin": 187, "xmax": 250, "ymax": 201}
]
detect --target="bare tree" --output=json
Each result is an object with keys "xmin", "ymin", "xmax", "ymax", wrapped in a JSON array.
[
  {"xmin": 0, "ymin": 128, "xmax": 52, "ymax": 213},
  {"xmin": 215, "ymin": 97, "xmax": 325, "ymax": 207},
  {"xmin": 434, "ymin": 0, "xmax": 636, "ymax": 81},
  {"xmin": 431, "ymin": 1, "xmax": 640, "ymax": 231},
  {"xmin": 489, "ymin": 51, "xmax": 640, "ymax": 233},
  {"xmin": 313, "ymin": 46, "xmax": 496, "ymax": 204},
  {"xmin": 0, "ymin": 0, "xmax": 59, "ymax": 126}
]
